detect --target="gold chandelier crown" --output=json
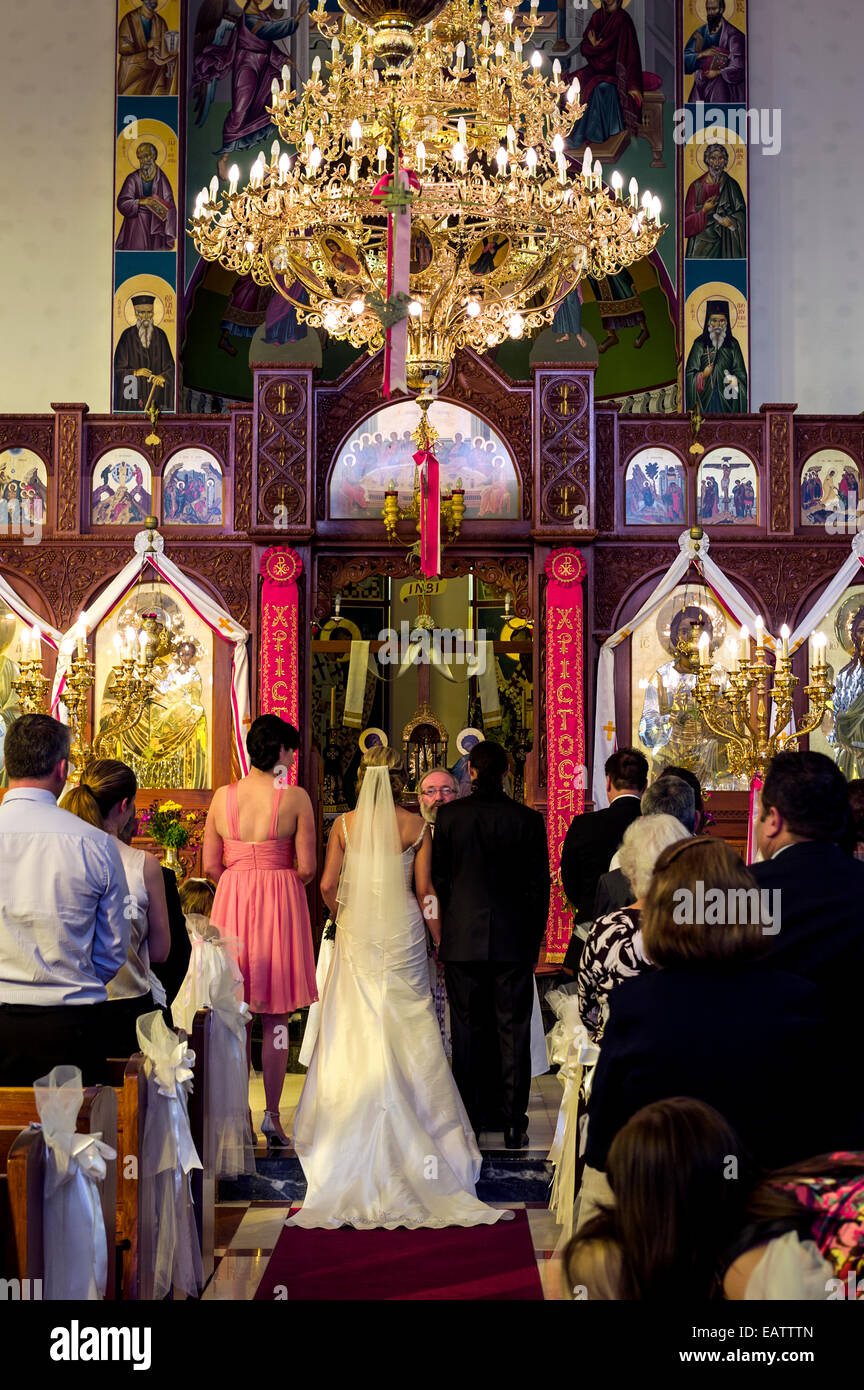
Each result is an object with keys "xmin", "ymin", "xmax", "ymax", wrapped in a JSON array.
[{"xmin": 190, "ymin": 0, "xmax": 665, "ymax": 392}]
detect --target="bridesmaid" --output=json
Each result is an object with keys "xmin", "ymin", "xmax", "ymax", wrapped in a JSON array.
[{"xmin": 204, "ymin": 715, "xmax": 318, "ymax": 1148}]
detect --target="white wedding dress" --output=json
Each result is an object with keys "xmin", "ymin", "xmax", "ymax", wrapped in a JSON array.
[{"xmin": 289, "ymin": 767, "xmax": 505, "ymax": 1230}]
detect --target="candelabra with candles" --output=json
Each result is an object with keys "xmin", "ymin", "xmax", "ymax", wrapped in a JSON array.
[
  {"xmin": 62, "ymin": 616, "xmax": 95, "ymax": 782},
  {"xmin": 11, "ymin": 624, "xmax": 50, "ymax": 714},
  {"xmin": 382, "ymin": 401, "xmax": 465, "ymax": 544},
  {"xmin": 693, "ymin": 619, "xmax": 833, "ymax": 783}
]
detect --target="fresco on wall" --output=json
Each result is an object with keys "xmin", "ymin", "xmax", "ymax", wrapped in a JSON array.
[
  {"xmin": 683, "ymin": 281, "xmax": 748, "ymax": 413},
  {"xmin": 329, "ymin": 402, "xmax": 519, "ymax": 520}
]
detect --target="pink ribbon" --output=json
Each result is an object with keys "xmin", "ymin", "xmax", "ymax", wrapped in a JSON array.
[
  {"xmin": 414, "ymin": 447, "xmax": 440, "ymax": 578},
  {"xmin": 372, "ymin": 166, "xmax": 420, "ymax": 399},
  {"xmin": 746, "ymin": 774, "xmax": 762, "ymax": 864}
]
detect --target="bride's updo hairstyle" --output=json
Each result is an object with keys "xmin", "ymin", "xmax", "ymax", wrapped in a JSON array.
[
  {"xmin": 246, "ymin": 714, "xmax": 300, "ymax": 771},
  {"xmin": 356, "ymin": 745, "xmax": 406, "ymax": 803}
]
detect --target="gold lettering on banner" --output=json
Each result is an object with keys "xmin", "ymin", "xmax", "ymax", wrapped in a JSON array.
[
  {"xmin": 556, "ymin": 681, "xmax": 574, "ymax": 704},
  {"xmin": 275, "ymin": 657, "xmax": 285, "ymax": 676},
  {"xmin": 272, "ymin": 680, "xmax": 289, "ymax": 702},
  {"xmin": 558, "ymin": 734, "xmax": 574, "ymax": 757}
]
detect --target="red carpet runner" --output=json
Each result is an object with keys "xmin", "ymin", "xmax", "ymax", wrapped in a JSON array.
[{"xmin": 253, "ymin": 1208, "xmax": 544, "ymax": 1300}]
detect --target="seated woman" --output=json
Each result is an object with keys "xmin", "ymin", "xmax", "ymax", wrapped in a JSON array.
[
  {"xmin": 583, "ymin": 836, "xmax": 864, "ymax": 1178},
  {"xmin": 61, "ymin": 759, "xmax": 170, "ymax": 1058},
  {"xmin": 576, "ymin": 812, "xmax": 691, "ymax": 1042},
  {"xmin": 564, "ymin": 1097, "xmax": 864, "ymax": 1300}
]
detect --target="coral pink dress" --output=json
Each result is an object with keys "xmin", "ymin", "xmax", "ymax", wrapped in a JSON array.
[{"xmin": 210, "ymin": 782, "xmax": 318, "ymax": 1015}]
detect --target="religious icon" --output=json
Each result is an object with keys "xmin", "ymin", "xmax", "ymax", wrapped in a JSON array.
[
  {"xmin": 162, "ymin": 448, "xmax": 223, "ymax": 525},
  {"xmin": 467, "ymin": 234, "xmax": 510, "ymax": 276},
  {"xmin": 91, "ymin": 451, "xmax": 153, "ymax": 525},
  {"xmin": 826, "ymin": 594, "xmax": 864, "ymax": 780},
  {"xmin": 0, "ymin": 449, "xmax": 47, "ymax": 530},
  {"xmin": 113, "ymin": 290, "xmax": 176, "ymax": 412},
  {"xmin": 697, "ymin": 448, "xmax": 758, "ymax": 523},
  {"xmin": 684, "ymin": 292, "xmax": 748, "ymax": 413},
  {"xmin": 800, "ymin": 449, "xmax": 861, "ymax": 527},
  {"xmin": 684, "ymin": 140, "xmax": 747, "ymax": 260},
  {"xmin": 359, "ymin": 727, "xmax": 388, "ymax": 753},
  {"xmin": 321, "ymin": 235, "xmax": 363, "ymax": 279},
  {"xmin": 97, "ymin": 589, "xmax": 210, "ymax": 789},
  {"xmin": 118, "ymin": 0, "xmax": 180, "ymax": 96},
  {"xmin": 636, "ymin": 590, "xmax": 743, "ymax": 790},
  {"xmin": 116, "ymin": 139, "xmax": 177, "ymax": 252},
  {"xmin": 683, "ymin": 0, "xmax": 747, "ymax": 105},
  {"xmin": 451, "ymin": 727, "xmax": 483, "ymax": 795},
  {"xmin": 0, "ymin": 605, "xmax": 22, "ymax": 788},
  {"xmin": 410, "ymin": 229, "xmax": 434, "ymax": 275},
  {"xmin": 625, "ymin": 448, "xmax": 685, "ymax": 524}
]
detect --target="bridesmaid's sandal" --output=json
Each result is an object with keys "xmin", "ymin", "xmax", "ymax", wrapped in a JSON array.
[{"xmin": 261, "ymin": 1111, "xmax": 292, "ymax": 1150}]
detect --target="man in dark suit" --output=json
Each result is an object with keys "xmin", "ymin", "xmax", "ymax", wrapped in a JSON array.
[
  {"xmin": 593, "ymin": 772, "xmax": 697, "ymax": 916},
  {"xmin": 751, "ymin": 750, "xmax": 864, "ymax": 1029},
  {"xmin": 432, "ymin": 741, "xmax": 550, "ymax": 1149},
  {"xmin": 560, "ymin": 747, "xmax": 648, "ymax": 972}
]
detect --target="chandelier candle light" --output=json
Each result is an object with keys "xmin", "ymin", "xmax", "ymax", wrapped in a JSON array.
[
  {"xmin": 188, "ymin": 0, "xmax": 665, "ymax": 399},
  {"xmin": 693, "ymin": 621, "xmax": 833, "ymax": 783}
]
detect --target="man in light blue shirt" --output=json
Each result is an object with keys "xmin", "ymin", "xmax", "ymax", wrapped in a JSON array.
[{"xmin": 0, "ymin": 714, "xmax": 130, "ymax": 1083}]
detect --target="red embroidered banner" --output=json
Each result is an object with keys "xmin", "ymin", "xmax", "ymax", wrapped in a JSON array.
[
  {"xmin": 545, "ymin": 548, "xmax": 587, "ymax": 960},
  {"xmin": 259, "ymin": 546, "xmax": 302, "ymax": 786},
  {"xmin": 414, "ymin": 447, "xmax": 441, "ymax": 577}
]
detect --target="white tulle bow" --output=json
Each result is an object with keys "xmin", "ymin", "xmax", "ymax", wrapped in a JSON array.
[
  {"xmin": 545, "ymin": 989, "xmax": 600, "ymax": 1241},
  {"xmin": 33, "ymin": 1065, "xmax": 116, "ymax": 1300},
  {"xmin": 136, "ymin": 1010, "xmax": 203, "ymax": 1300}
]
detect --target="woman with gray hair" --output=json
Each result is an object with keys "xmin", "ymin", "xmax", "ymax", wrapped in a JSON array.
[{"xmin": 576, "ymin": 814, "xmax": 691, "ymax": 1042}]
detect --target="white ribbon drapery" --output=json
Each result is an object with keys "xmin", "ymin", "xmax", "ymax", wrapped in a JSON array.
[
  {"xmin": 50, "ymin": 529, "xmax": 251, "ymax": 774},
  {"xmin": 788, "ymin": 533, "xmax": 864, "ymax": 655},
  {"xmin": 592, "ymin": 531, "xmax": 775, "ymax": 807},
  {"xmin": 171, "ymin": 934, "xmax": 255, "ymax": 1180},
  {"xmin": 0, "ymin": 571, "xmax": 64, "ymax": 714},
  {"xmin": 136, "ymin": 1010, "xmax": 203, "ymax": 1301},
  {"xmin": 32, "ymin": 1064, "xmax": 116, "ymax": 1300},
  {"xmin": 545, "ymin": 989, "xmax": 599, "ymax": 1242}
]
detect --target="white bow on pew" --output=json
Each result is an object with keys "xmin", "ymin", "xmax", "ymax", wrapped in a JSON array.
[
  {"xmin": 32, "ymin": 1064, "xmax": 116, "ymax": 1300},
  {"xmin": 545, "ymin": 988, "xmax": 600, "ymax": 1242},
  {"xmin": 206, "ymin": 963, "xmax": 256, "ymax": 1178},
  {"xmin": 136, "ymin": 1010, "xmax": 203, "ymax": 1300}
]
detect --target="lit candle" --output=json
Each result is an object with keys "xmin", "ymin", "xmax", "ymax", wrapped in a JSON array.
[
  {"xmin": 74, "ymin": 613, "xmax": 87, "ymax": 659},
  {"xmin": 377, "ymin": 144, "xmax": 387, "ymax": 174},
  {"xmin": 698, "ymin": 631, "xmax": 710, "ymax": 666},
  {"xmin": 30, "ymin": 624, "xmax": 41, "ymax": 663},
  {"xmin": 416, "ymin": 140, "xmax": 426, "ymax": 173},
  {"xmin": 781, "ymin": 624, "xmax": 790, "ymax": 660},
  {"xmin": 740, "ymin": 629, "xmax": 750, "ymax": 663},
  {"xmin": 755, "ymin": 614, "xmax": 764, "ymax": 649},
  {"xmin": 352, "ymin": 42, "xmax": 362, "ymax": 74},
  {"xmin": 228, "ymin": 164, "xmax": 239, "ymax": 195},
  {"xmin": 581, "ymin": 146, "xmax": 592, "ymax": 181},
  {"xmin": 138, "ymin": 630, "xmax": 149, "ymax": 663}
]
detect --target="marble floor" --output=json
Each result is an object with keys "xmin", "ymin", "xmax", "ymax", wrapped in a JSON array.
[{"xmin": 207, "ymin": 1072, "xmax": 567, "ymax": 1301}]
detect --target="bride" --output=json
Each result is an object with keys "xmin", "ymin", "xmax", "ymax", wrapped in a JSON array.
[{"xmin": 289, "ymin": 746, "xmax": 508, "ymax": 1230}]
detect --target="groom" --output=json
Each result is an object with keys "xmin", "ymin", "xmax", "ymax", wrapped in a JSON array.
[{"xmin": 432, "ymin": 741, "xmax": 550, "ymax": 1148}]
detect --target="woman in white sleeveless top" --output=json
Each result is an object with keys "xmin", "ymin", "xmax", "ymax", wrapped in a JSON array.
[
  {"xmin": 61, "ymin": 759, "xmax": 170, "ymax": 1057},
  {"xmin": 290, "ymin": 746, "xmax": 508, "ymax": 1230}
]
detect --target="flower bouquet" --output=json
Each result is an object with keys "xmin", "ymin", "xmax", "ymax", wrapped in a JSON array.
[{"xmin": 138, "ymin": 800, "xmax": 204, "ymax": 875}]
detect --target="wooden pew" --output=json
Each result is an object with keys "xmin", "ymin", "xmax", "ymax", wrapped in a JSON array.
[
  {"xmin": 103, "ymin": 1056, "xmax": 147, "ymax": 1299},
  {"xmin": 0, "ymin": 1084, "xmax": 118, "ymax": 1296}
]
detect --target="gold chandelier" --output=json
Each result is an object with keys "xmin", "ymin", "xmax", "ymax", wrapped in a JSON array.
[{"xmin": 189, "ymin": 0, "xmax": 666, "ymax": 392}]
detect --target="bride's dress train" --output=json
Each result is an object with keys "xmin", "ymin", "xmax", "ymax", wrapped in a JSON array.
[{"xmin": 289, "ymin": 773, "xmax": 505, "ymax": 1230}]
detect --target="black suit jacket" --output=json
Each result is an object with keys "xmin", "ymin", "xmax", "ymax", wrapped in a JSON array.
[
  {"xmin": 750, "ymin": 841, "xmax": 864, "ymax": 1029},
  {"xmin": 560, "ymin": 796, "xmax": 641, "ymax": 970},
  {"xmin": 594, "ymin": 867, "xmax": 635, "ymax": 917},
  {"xmin": 149, "ymin": 867, "xmax": 191, "ymax": 1021},
  {"xmin": 432, "ymin": 788, "xmax": 550, "ymax": 962},
  {"xmin": 585, "ymin": 964, "xmax": 864, "ymax": 1172}
]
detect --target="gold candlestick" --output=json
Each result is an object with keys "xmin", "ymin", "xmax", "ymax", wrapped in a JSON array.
[
  {"xmin": 12, "ymin": 656, "xmax": 50, "ymax": 715},
  {"xmin": 63, "ymin": 648, "xmax": 96, "ymax": 782}
]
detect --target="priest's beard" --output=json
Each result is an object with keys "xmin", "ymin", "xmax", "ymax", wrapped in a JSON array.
[
  {"xmin": 136, "ymin": 319, "xmax": 154, "ymax": 349},
  {"xmin": 708, "ymin": 326, "xmax": 727, "ymax": 351},
  {"xmin": 419, "ymin": 801, "xmax": 438, "ymax": 826}
]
